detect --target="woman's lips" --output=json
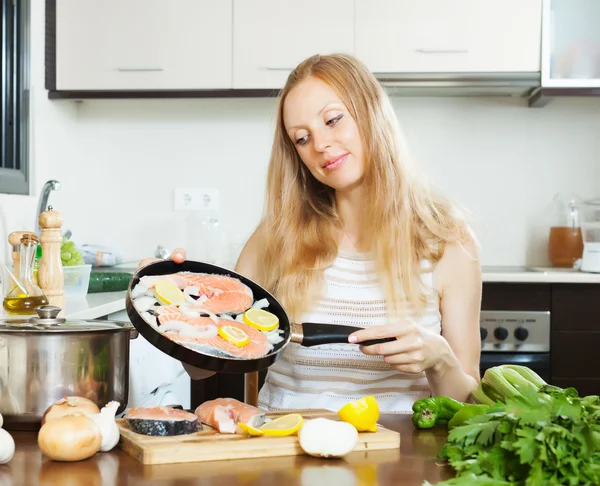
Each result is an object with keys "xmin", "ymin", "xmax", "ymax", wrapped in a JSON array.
[{"xmin": 324, "ymin": 153, "xmax": 349, "ymax": 171}]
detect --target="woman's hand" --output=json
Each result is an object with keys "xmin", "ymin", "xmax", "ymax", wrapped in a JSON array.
[
  {"xmin": 136, "ymin": 247, "xmax": 187, "ymax": 270},
  {"xmin": 348, "ymin": 321, "xmax": 452, "ymax": 375}
]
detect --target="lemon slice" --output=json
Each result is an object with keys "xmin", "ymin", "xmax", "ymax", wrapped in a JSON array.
[
  {"xmin": 259, "ymin": 413, "xmax": 304, "ymax": 437},
  {"xmin": 243, "ymin": 308, "xmax": 279, "ymax": 332},
  {"xmin": 238, "ymin": 422, "xmax": 265, "ymax": 437},
  {"xmin": 218, "ymin": 325, "xmax": 250, "ymax": 347},
  {"xmin": 337, "ymin": 396, "xmax": 380, "ymax": 432},
  {"xmin": 155, "ymin": 280, "xmax": 185, "ymax": 305}
]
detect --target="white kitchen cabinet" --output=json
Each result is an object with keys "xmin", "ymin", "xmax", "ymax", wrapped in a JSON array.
[
  {"xmin": 355, "ymin": 0, "xmax": 542, "ymax": 74},
  {"xmin": 55, "ymin": 0, "xmax": 233, "ymax": 90},
  {"xmin": 232, "ymin": 0, "xmax": 354, "ymax": 89}
]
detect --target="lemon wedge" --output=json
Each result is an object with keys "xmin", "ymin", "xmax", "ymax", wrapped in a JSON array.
[
  {"xmin": 243, "ymin": 308, "xmax": 279, "ymax": 332},
  {"xmin": 218, "ymin": 325, "xmax": 250, "ymax": 347},
  {"xmin": 155, "ymin": 280, "xmax": 185, "ymax": 305},
  {"xmin": 238, "ymin": 422, "xmax": 265, "ymax": 437},
  {"xmin": 337, "ymin": 396, "xmax": 380, "ymax": 432},
  {"xmin": 259, "ymin": 413, "xmax": 304, "ymax": 437}
]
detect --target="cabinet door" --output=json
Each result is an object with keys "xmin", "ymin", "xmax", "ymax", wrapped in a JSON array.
[
  {"xmin": 56, "ymin": 0, "xmax": 232, "ymax": 90},
  {"xmin": 355, "ymin": 0, "xmax": 542, "ymax": 73},
  {"xmin": 233, "ymin": 0, "xmax": 354, "ymax": 89}
]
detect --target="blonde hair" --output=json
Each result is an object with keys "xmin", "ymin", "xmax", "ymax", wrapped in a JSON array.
[{"xmin": 255, "ymin": 53, "xmax": 473, "ymax": 321}]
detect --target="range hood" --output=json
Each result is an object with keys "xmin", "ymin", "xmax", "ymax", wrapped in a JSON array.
[
  {"xmin": 375, "ymin": 0, "xmax": 600, "ymax": 108},
  {"xmin": 375, "ymin": 72, "xmax": 541, "ymax": 99}
]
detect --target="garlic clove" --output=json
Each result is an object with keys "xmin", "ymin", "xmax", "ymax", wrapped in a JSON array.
[
  {"xmin": 85, "ymin": 401, "xmax": 121, "ymax": 452},
  {"xmin": 0, "ymin": 429, "xmax": 15, "ymax": 464}
]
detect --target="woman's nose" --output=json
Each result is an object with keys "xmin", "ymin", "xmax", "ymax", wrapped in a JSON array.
[{"xmin": 312, "ymin": 128, "xmax": 332, "ymax": 152}]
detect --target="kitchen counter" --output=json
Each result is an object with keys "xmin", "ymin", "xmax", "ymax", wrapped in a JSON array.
[
  {"xmin": 481, "ymin": 266, "xmax": 600, "ymax": 283},
  {"xmin": 0, "ymin": 415, "xmax": 453, "ymax": 486},
  {"xmin": 0, "ymin": 291, "xmax": 127, "ymax": 321},
  {"xmin": 2, "ymin": 265, "xmax": 598, "ymax": 324}
]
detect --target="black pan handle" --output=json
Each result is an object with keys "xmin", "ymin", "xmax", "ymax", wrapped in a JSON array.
[{"xmin": 299, "ymin": 323, "xmax": 396, "ymax": 347}]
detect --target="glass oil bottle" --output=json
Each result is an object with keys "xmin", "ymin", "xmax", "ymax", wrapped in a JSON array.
[{"xmin": 3, "ymin": 234, "xmax": 49, "ymax": 314}]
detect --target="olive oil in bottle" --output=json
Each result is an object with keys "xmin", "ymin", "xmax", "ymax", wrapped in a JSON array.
[{"xmin": 3, "ymin": 234, "xmax": 49, "ymax": 315}]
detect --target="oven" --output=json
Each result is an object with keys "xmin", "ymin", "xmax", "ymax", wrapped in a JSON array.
[{"xmin": 479, "ymin": 310, "xmax": 551, "ymax": 382}]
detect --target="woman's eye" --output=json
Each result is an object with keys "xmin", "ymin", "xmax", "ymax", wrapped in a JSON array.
[
  {"xmin": 295, "ymin": 136, "xmax": 308, "ymax": 146},
  {"xmin": 326, "ymin": 114, "xmax": 343, "ymax": 126}
]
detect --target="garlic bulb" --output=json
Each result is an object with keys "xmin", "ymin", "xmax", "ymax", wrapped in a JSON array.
[
  {"xmin": 85, "ymin": 401, "xmax": 120, "ymax": 452},
  {"xmin": 0, "ymin": 429, "xmax": 15, "ymax": 464}
]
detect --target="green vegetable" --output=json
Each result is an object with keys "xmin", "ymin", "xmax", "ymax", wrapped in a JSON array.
[
  {"xmin": 448, "ymin": 404, "xmax": 490, "ymax": 430},
  {"xmin": 471, "ymin": 364, "xmax": 547, "ymax": 406},
  {"xmin": 87, "ymin": 272, "xmax": 132, "ymax": 293},
  {"xmin": 425, "ymin": 370, "xmax": 600, "ymax": 486},
  {"xmin": 412, "ymin": 396, "xmax": 465, "ymax": 429}
]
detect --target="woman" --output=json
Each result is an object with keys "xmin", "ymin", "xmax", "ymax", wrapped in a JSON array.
[{"xmin": 140, "ymin": 53, "xmax": 482, "ymax": 413}]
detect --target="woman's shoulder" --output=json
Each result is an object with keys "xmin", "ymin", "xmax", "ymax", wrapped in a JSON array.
[{"xmin": 433, "ymin": 230, "xmax": 481, "ymax": 292}]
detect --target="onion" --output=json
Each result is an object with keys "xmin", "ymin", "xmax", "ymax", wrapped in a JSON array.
[
  {"xmin": 130, "ymin": 283, "xmax": 148, "ymax": 299},
  {"xmin": 183, "ymin": 286, "xmax": 201, "ymax": 303},
  {"xmin": 38, "ymin": 415, "xmax": 102, "ymax": 462},
  {"xmin": 298, "ymin": 418, "xmax": 358, "ymax": 458},
  {"xmin": 42, "ymin": 396, "xmax": 100, "ymax": 425},
  {"xmin": 133, "ymin": 296, "xmax": 157, "ymax": 312},
  {"xmin": 140, "ymin": 311, "xmax": 158, "ymax": 328},
  {"xmin": 252, "ymin": 298, "xmax": 270, "ymax": 309},
  {"xmin": 160, "ymin": 320, "xmax": 218, "ymax": 339}
]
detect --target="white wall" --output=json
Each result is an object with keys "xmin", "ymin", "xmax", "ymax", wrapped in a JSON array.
[{"xmin": 1, "ymin": 1, "xmax": 599, "ymax": 269}]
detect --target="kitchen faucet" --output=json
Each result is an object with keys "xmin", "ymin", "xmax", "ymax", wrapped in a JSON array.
[{"xmin": 35, "ymin": 180, "xmax": 61, "ymax": 235}]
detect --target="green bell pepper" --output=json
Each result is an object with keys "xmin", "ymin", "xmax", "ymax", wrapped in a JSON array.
[{"xmin": 412, "ymin": 396, "xmax": 466, "ymax": 429}]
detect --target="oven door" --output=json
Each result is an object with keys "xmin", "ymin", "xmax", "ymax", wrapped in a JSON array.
[{"xmin": 480, "ymin": 352, "xmax": 551, "ymax": 383}]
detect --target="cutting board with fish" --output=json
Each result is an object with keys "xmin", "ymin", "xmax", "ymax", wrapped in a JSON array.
[{"xmin": 116, "ymin": 409, "xmax": 400, "ymax": 465}]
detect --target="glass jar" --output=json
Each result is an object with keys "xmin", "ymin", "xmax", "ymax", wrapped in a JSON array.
[{"xmin": 547, "ymin": 193, "xmax": 584, "ymax": 267}]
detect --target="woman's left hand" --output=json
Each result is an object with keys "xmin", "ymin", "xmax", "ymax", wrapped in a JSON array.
[{"xmin": 348, "ymin": 321, "xmax": 450, "ymax": 374}]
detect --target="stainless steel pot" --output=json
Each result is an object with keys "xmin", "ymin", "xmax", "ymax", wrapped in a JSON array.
[{"xmin": 0, "ymin": 305, "xmax": 138, "ymax": 430}]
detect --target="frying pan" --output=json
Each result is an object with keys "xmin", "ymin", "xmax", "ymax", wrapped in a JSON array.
[{"xmin": 125, "ymin": 259, "xmax": 393, "ymax": 374}]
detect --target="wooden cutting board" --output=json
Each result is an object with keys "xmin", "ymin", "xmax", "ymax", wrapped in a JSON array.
[{"xmin": 117, "ymin": 409, "xmax": 401, "ymax": 465}]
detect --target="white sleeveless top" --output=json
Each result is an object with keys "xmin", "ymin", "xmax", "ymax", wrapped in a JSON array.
[{"xmin": 258, "ymin": 251, "xmax": 442, "ymax": 414}]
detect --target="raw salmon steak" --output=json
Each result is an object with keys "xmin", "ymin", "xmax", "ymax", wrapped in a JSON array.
[
  {"xmin": 195, "ymin": 398, "xmax": 265, "ymax": 434},
  {"xmin": 124, "ymin": 406, "xmax": 202, "ymax": 436},
  {"xmin": 139, "ymin": 272, "xmax": 253, "ymax": 314},
  {"xmin": 157, "ymin": 310, "xmax": 272, "ymax": 359}
]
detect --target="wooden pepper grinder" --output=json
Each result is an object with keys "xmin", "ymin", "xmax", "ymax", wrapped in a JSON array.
[
  {"xmin": 8, "ymin": 231, "xmax": 27, "ymax": 278},
  {"xmin": 38, "ymin": 206, "xmax": 64, "ymax": 309}
]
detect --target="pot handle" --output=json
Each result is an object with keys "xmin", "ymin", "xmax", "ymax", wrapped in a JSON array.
[
  {"xmin": 117, "ymin": 321, "xmax": 139, "ymax": 340},
  {"xmin": 297, "ymin": 323, "xmax": 395, "ymax": 347}
]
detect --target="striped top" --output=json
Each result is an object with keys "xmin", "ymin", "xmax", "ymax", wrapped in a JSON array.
[{"xmin": 258, "ymin": 251, "xmax": 442, "ymax": 414}]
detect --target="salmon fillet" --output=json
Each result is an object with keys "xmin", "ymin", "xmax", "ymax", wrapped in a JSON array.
[
  {"xmin": 140, "ymin": 272, "xmax": 253, "ymax": 314},
  {"xmin": 195, "ymin": 398, "xmax": 265, "ymax": 434},
  {"xmin": 157, "ymin": 311, "xmax": 272, "ymax": 359},
  {"xmin": 124, "ymin": 406, "xmax": 202, "ymax": 436}
]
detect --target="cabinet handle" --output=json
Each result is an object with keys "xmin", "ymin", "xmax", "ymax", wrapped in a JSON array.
[
  {"xmin": 262, "ymin": 67, "xmax": 294, "ymax": 71},
  {"xmin": 415, "ymin": 49, "xmax": 469, "ymax": 54},
  {"xmin": 117, "ymin": 67, "xmax": 165, "ymax": 72}
]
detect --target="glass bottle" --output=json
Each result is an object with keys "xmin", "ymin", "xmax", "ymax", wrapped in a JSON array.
[
  {"xmin": 3, "ymin": 234, "xmax": 49, "ymax": 315},
  {"xmin": 548, "ymin": 193, "xmax": 584, "ymax": 267}
]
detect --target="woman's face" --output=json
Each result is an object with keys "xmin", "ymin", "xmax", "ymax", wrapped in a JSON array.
[{"xmin": 283, "ymin": 76, "xmax": 365, "ymax": 192}]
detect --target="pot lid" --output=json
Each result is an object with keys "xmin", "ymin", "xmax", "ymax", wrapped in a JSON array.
[{"xmin": 0, "ymin": 305, "xmax": 134, "ymax": 333}]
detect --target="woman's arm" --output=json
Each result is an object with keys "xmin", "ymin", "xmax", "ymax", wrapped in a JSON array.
[
  {"xmin": 425, "ymin": 235, "xmax": 482, "ymax": 401},
  {"xmin": 348, "ymin": 234, "xmax": 482, "ymax": 403}
]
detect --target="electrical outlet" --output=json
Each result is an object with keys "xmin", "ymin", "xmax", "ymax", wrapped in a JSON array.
[{"xmin": 174, "ymin": 188, "xmax": 220, "ymax": 211}]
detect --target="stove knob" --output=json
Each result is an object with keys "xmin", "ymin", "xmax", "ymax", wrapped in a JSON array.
[
  {"xmin": 480, "ymin": 327, "xmax": 488, "ymax": 340},
  {"xmin": 494, "ymin": 327, "xmax": 508, "ymax": 341},
  {"xmin": 514, "ymin": 327, "xmax": 529, "ymax": 341}
]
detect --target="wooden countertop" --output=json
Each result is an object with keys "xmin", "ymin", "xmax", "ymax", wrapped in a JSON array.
[{"xmin": 2, "ymin": 415, "xmax": 454, "ymax": 486}]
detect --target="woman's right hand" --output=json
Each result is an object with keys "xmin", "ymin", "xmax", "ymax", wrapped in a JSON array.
[{"xmin": 137, "ymin": 247, "xmax": 187, "ymax": 270}]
